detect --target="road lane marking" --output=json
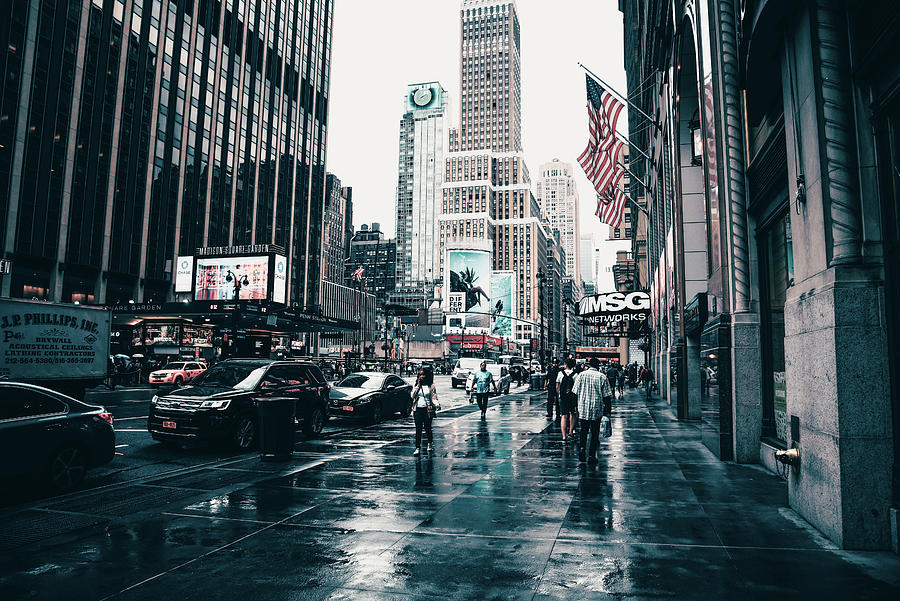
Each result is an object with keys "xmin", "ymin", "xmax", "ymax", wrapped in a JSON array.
[
  {"xmin": 114, "ymin": 428, "xmax": 148, "ymax": 432},
  {"xmin": 115, "ymin": 444, "xmax": 129, "ymax": 448},
  {"xmin": 114, "ymin": 416, "xmax": 148, "ymax": 421}
]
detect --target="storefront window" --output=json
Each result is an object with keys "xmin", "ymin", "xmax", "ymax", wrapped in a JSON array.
[{"xmin": 760, "ymin": 213, "xmax": 794, "ymax": 443}]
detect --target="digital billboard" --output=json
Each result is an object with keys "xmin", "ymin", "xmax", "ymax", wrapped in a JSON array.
[
  {"xmin": 194, "ymin": 256, "xmax": 269, "ymax": 301},
  {"xmin": 490, "ymin": 271, "xmax": 515, "ymax": 337},
  {"xmin": 174, "ymin": 256, "xmax": 194, "ymax": 292},
  {"xmin": 272, "ymin": 254, "xmax": 288, "ymax": 304},
  {"xmin": 446, "ymin": 249, "xmax": 491, "ymax": 330}
]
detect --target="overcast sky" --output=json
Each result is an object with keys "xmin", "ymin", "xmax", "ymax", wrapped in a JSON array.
[{"xmin": 326, "ymin": 0, "xmax": 628, "ymax": 241}]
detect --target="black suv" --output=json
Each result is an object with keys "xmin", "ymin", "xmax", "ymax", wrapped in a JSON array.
[{"xmin": 147, "ymin": 359, "xmax": 329, "ymax": 450}]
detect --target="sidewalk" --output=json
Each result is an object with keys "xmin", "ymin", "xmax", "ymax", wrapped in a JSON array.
[{"xmin": 2, "ymin": 388, "xmax": 899, "ymax": 599}]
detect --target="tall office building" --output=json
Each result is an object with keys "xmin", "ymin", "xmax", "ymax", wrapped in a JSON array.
[
  {"xmin": 394, "ymin": 82, "xmax": 446, "ymax": 309},
  {"xmin": 323, "ymin": 174, "xmax": 352, "ymax": 284},
  {"xmin": 440, "ymin": 0, "xmax": 548, "ymax": 342},
  {"xmin": 536, "ymin": 159, "xmax": 581, "ymax": 285},
  {"xmin": 0, "ymin": 0, "xmax": 334, "ymax": 309}
]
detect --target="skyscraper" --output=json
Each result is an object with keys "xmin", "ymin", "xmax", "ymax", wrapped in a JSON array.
[
  {"xmin": 536, "ymin": 159, "xmax": 581, "ymax": 285},
  {"xmin": 323, "ymin": 174, "xmax": 352, "ymax": 284},
  {"xmin": 440, "ymin": 0, "xmax": 548, "ymax": 342},
  {"xmin": 394, "ymin": 82, "xmax": 446, "ymax": 309},
  {"xmin": 0, "ymin": 0, "xmax": 334, "ymax": 309}
]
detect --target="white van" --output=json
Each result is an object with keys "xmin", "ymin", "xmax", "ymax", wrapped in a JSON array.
[{"xmin": 451, "ymin": 357, "xmax": 487, "ymax": 388}]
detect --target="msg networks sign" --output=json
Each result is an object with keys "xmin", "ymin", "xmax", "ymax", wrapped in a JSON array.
[{"xmin": 578, "ymin": 291, "xmax": 650, "ymax": 327}]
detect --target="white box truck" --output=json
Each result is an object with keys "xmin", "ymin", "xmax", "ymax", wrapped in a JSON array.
[{"xmin": 0, "ymin": 298, "xmax": 111, "ymax": 399}]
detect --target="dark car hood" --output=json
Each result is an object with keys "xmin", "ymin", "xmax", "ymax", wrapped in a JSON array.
[
  {"xmin": 162, "ymin": 385, "xmax": 248, "ymax": 400},
  {"xmin": 329, "ymin": 387, "xmax": 377, "ymax": 401}
]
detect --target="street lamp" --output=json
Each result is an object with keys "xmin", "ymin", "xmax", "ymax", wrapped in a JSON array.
[
  {"xmin": 536, "ymin": 269, "xmax": 546, "ymax": 369},
  {"xmin": 688, "ymin": 111, "xmax": 702, "ymax": 166}
]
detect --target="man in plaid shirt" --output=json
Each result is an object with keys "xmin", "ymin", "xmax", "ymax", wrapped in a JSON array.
[{"xmin": 573, "ymin": 357, "xmax": 612, "ymax": 464}]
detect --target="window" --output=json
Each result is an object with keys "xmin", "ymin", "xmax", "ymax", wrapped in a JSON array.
[{"xmin": 0, "ymin": 388, "xmax": 68, "ymax": 420}]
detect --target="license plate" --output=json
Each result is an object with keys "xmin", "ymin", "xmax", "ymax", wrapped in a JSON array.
[
  {"xmin": 162, "ymin": 420, "xmax": 177, "ymax": 429},
  {"xmin": 341, "ymin": 406, "xmax": 354, "ymax": 412}
]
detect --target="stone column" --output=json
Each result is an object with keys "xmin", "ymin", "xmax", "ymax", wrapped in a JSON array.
[
  {"xmin": 780, "ymin": 0, "xmax": 892, "ymax": 549},
  {"xmin": 716, "ymin": 0, "xmax": 762, "ymax": 462}
]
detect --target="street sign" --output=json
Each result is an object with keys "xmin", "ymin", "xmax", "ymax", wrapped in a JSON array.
[{"xmin": 0, "ymin": 258, "xmax": 11, "ymax": 274}]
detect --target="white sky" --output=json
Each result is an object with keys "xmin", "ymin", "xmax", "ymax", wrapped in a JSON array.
[{"xmin": 326, "ymin": 0, "xmax": 627, "ymax": 241}]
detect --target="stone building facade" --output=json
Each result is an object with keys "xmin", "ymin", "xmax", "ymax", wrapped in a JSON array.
[{"xmin": 621, "ymin": 0, "xmax": 899, "ymax": 550}]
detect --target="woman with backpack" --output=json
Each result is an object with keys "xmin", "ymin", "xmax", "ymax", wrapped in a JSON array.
[{"xmin": 556, "ymin": 357, "xmax": 578, "ymax": 442}]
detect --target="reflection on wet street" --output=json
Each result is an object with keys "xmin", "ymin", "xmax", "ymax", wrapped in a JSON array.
[{"xmin": 1, "ymin": 388, "xmax": 899, "ymax": 600}]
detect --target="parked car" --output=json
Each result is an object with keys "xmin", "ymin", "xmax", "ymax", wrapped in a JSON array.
[
  {"xmin": 328, "ymin": 372, "xmax": 413, "ymax": 423},
  {"xmin": 147, "ymin": 359, "xmax": 329, "ymax": 450},
  {"xmin": 465, "ymin": 363, "xmax": 511, "ymax": 396},
  {"xmin": 149, "ymin": 361, "xmax": 207, "ymax": 387},
  {"xmin": 451, "ymin": 357, "xmax": 486, "ymax": 388},
  {"xmin": 0, "ymin": 382, "xmax": 115, "ymax": 491}
]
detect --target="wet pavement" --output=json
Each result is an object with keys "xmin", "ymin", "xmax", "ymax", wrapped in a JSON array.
[{"xmin": 2, "ymin": 386, "xmax": 900, "ymax": 600}]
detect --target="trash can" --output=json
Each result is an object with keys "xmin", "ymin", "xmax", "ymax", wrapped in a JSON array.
[
  {"xmin": 530, "ymin": 373, "xmax": 543, "ymax": 391},
  {"xmin": 257, "ymin": 397, "xmax": 296, "ymax": 461}
]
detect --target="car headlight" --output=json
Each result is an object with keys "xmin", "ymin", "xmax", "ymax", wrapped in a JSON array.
[{"xmin": 200, "ymin": 399, "xmax": 231, "ymax": 410}]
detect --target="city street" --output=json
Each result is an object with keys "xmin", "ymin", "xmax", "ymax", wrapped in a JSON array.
[
  {"xmin": 0, "ymin": 375, "xmax": 481, "ymax": 509},
  {"xmin": 2, "ymin": 384, "xmax": 899, "ymax": 600}
]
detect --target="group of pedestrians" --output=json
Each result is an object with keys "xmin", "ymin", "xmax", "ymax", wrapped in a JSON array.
[
  {"xmin": 544, "ymin": 357, "xmax": 613, "ymax": 463},
  {"xmin": 407, "ymin": 358, "xmax": 655, "ymax": 463}
]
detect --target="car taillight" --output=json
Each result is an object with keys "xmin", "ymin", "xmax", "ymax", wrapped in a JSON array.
[{"xmin": 98, "ymin": 412, "xmax": 114, "ymax": 426}]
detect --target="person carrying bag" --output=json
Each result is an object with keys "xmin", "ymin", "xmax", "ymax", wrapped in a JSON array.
[{"xmin": 411, "ymin": 369, "xmax": 439, "ymax": 456}]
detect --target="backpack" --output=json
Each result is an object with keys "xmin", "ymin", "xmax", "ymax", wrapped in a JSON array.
[{"xmin": 559, "ymin": 370, "xmax": 576, "ymax": 401}]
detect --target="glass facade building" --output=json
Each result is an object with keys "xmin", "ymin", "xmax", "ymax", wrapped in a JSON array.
[
  {"xmin": 0, "ymin": 0, "xmax": 334, "ymax": 309},
  {"xmin": 394, "ymin": 82, "xmax": 445, "ymax": 309}
]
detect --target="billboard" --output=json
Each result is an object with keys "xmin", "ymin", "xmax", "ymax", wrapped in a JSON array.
[
  {"xmin": 490, "ymin": 271, "xmax": 515, "ymax": 337},
  {"xmin": 446, "ymin": 249, "xmax": 491, "ymax": 330},
  {"xmin": 195, "ymin": 256, "xmax": 269, "ymax": 301},
  {"xmin": 579, "ymin": 291, "xmax": 650, "ymax": 337},
  {"xmin": 174, "ymin": 256, "xmax": 194, "ymax": 292},
  {"xmin": 272, "ymin": 254, "xmax": 288, "ymax": 304}
]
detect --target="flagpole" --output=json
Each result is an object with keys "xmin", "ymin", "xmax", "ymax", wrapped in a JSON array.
[
  {"xmin": 615, "ymin": 133, "xmax": 652, "ymax": 164},
  {"xmin": 625, "ymin": 193, "xmax": 649, "ymax": 216},
  {"xmin": 578, "ymin": 62, "xmax": 660, "ymax": 130},
  {"xmin": 616, "ymin": 161, "xmax": 651, "ymax": 192}
]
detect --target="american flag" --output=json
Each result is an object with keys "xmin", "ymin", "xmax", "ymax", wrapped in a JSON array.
[
  {"xmin": 577, "ymin": 74, "xmax": 628, "ymax": 227},
  {"xmin": 595, "ymin": 170, "xmax": 627, "ymax": 228},
  {"xmin": 350, "ymin": 266, "xmax": 365, "ymax": 281}
]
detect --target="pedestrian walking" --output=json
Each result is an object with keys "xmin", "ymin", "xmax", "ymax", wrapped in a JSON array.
[
  {"xmin": 411, "ymin": 369, "xmax": 439, "ymax": 456},
  {"xmin": 574, "ymin": 357, "xmax": 613, "ymax": 464},
  {"xmin": 556, "ymin": 357, "xmax": 578, "ymax": 442},
  {"xmin": 545, "ymin": 358, "xmax": 561, "ymax": 419},
  {"xmin": 639, "ymin": 365, "xmax": 654, "ymax": 400},
  {"xmin": 472, "ymin": 361, "xmax": 498, "ymax": 418},
  {"xmin": 606, "ymin": 364, "xmax": 620, "ymax": 399}
]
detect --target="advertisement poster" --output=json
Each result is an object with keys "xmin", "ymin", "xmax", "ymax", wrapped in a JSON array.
[
  {"xmin": 195, "ymin": 256, "xmax": 269, "ymax": 300},
  {"xmin": 446, "ymin": 249, "xmax": 491, "ymax": 330},
  {"xmin": 490, "ymin": 271, "xmax": 515, "ymax": 337},
  {"xmin": 272, "ymin": 254, "xmax": 288, "ymax": 304},
  {"xmin": 174, "ymin": 256, "xmax": 194, "ymax": 292}
]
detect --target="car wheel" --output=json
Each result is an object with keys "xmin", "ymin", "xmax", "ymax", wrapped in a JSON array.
[
  {"xmin": 233, "ymin": 415, "xmax": 257, "ymax": 451},
  {"xmin": 303, "ymin": 406, "xmax": 325, "ymax": 436},
  {"xmin": 48, "ymin": 446, "xmax": 87, "ymax": 491},
  {"xmin": 402, "ymin": 401, "xmax": 412, "ymax": 418},
  {"xmin": 174, "ymin": 376, "xmax": 183, "ymax": 387},
  {"xmin": 371, "ymin": 401, "xmax": 383, "ymax": 424}
]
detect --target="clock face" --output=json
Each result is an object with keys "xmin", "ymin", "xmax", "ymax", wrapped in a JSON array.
[{"xmin": 413, "ymin": 87, "xmax": 433, "ymax": 107}]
